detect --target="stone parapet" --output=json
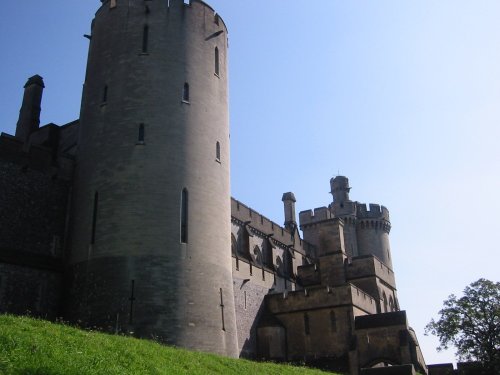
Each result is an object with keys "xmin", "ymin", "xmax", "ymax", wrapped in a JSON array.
[
  {"xmin": 232, "ymin": 198, "xmax": 312, "ymax": 256},
  {"xmin": 356, "ymin": 203, "xmax": 390, "ymax": 221},
  {"xmin": 299, "ymin": 206, "xmax": 333, "ymax": 226},
  {"xmin": 346, "ymin": 255, "xmax": 396, "ymax": 288},
  {"xmin": 266, "ymin": 284, "xmax": 377, "ymax": 315}
]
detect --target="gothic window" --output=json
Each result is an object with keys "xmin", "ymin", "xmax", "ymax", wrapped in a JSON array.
[
  {"xmin": 142, "ymin": 25, "xmax": 149, "ymax": 53},
  {"xmin": 237, "ymin": 226, "xmax": 251, "ymax": 260},
  {"xmin": 215, "ymin": 47, "xmax": 220, "ymax": 76},
  {"xmin": 263, "ymin": 239, "xmax": 274, "ymax": 269},
  {"xmin": 283, "ymin": 249, "xmax": 293, "ymax": 279},
  {"xmin": 183, "ymin": 82, "xmax": 190, "ymax": 102},
  {"xmin": 180, "ymin": 188, "xmax": 188, "ymax": 243},
  {"xmin": 231, "ymin": 234, "xmax": 237, "ymax": 255},
  {"xmin": 252, "ymin": 245, "xmax": 262, "ymax": 266},
  {"xmin": 276, "ymin": 256, "xmax": 284, "ymax": 277},
  {"xmin": 389, "ymin": 295, "xmax": 395, "ymax": 312}
]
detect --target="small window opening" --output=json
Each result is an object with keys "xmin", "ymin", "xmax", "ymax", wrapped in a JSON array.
[
  {"xmin": 102, "ymin": 85, "xmax": 108, "ymax": 103},
  {"xmin": 216, "ymin": 141, "xmax": 221, "ymax": 162},
  {"xmin": 138, "ymin": 124, "xmax": 145, "ymax": 143},
  {"xmin": 183, "ymin": 82, "xmax": 190, "ymax": 102},
  {"xmin": 142, "ymin": 25, "xmax": 149, "ymax": 53},
  {"xmin": 219, "ymin": 288, "xmax": 225, "ymax": 331},
  {"xmin": 215, "ymin": 47, "xmax": 220, "ymax": 76},
  {"xmin": 180, "ymin": 188, "xmax": 188, "ymax": 243},
  {"xmin": 304, "ymin": 313, "xmax": 310, "ymax": 335},
  {"xmin": 91, "ymin": 191, "xmax": 99, "ymax": 244}
]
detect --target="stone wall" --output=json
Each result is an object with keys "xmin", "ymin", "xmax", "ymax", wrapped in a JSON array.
[
  {"xmin": 0, "ymin": 158, "xmax": 71, "ymax": 257},
  {"xmin": 0, "ymin": 263, "xmax": 62, "ymax": 319}
]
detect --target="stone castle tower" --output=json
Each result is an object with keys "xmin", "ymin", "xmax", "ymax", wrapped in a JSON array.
[
  {"xmin": 0, "ymin": 1, "xmax": 429, "ymax": 373},
  {"xmin": 66, "ymin": 0, "xmax": 238, "ymax": 356},
  {"xmin": 329, "ymin": 176, "xmax": 392, "ymax": 268}
]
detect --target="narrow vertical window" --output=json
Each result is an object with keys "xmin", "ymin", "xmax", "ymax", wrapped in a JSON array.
[
  {"xmin": 102, "ymin": 85, "xmax": 108, "ymax": 103},
  {"xmin": 91, "ymin": 191, "xmax": 99, "ymax": 244},
  {"xmin": 219, "ymin": 288, "xmax": 225, "ymax": 331},
  {"xmin": 138, "ymin": 124, "xmax": 145, "ymax": 143},
  {"xmin": 180, "ymin": 188, "xmax": 188, "ymax": 243},
  {"xmin": 183, "ymin": 83, "xmax": 190, "ymax": 102},
  {"xmin": 142, "ymin": 25, "xmax": 149, "ymax": 53},
  {"xmin": 244, "ymin": 291, "xmax": 247, "ymax": 310},
  {"xmin": 215, "ymin": 141, "xmax": 221, "ymax": 161},
  {"xmin": 214, "ymin": 47, "xmax": 220, "ymax": 76},
  {"xmin": 304, "ymin": 313, "xmax": 310, "ymax": 335}
]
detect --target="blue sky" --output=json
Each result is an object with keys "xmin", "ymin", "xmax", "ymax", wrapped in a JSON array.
[{"xmin": 1, "ymin": 1, "xmax": 499, "ymax": 366}]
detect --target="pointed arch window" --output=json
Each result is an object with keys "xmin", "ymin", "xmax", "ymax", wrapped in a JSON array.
[
  {"xmin": 180, "ymin": 188, "xmax": 188, "ymax": 243},
  {"xmin": 284, "ymin": 249, "xmax": 294, "ymax": 279},
  {"xmin": 215, "ymin": 47, "xmax": 220, "ymax": 76}
]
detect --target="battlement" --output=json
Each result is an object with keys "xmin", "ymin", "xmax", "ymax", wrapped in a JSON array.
[
  {"xmin": 266, "ymin": 284, "xmax": 377, "ymax": 315},
  {"xmin": 299, "ymin": 207, "xmax": 333, "ymax": 226},
  {"xmin": 356, "ymin": 203, "xmax": 390, "ymax": 221},
  {"xmin": 231, "ymin": 197, "xmax": 313, "ymax": 256},
  {"xmin": 346, "ymin": 255, "xmax": 396, "ymax": 288},
  {"xmin": 97, "ymin": 0, "xmax": 228, "ymax": 32}
]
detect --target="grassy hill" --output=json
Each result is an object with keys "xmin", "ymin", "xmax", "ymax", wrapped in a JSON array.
[{"xmin": 0, "ymin": 315, "xmax": 335, "ymax": 375}]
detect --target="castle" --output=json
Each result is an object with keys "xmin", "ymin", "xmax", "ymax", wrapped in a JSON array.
[{"xmin": 0, "ymin": 1, "xmax": 427, "ymax": 374}]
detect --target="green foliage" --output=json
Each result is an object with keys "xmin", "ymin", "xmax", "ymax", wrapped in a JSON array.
[
  {"xmin": 0, "ymin": 314, "xmax": 334, "ymax": 375},
  {"xmin": 425, "ymin": 278, "xmax": 500, "ymax": 374}
]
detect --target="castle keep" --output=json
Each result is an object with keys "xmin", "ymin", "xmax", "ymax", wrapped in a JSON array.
[{"xmin": 0, "ymin": 1, "xmax": 427, "ymax": 374}]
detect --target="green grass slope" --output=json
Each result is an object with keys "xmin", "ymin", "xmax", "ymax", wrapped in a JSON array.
[{"xmin": 0, "ymin": 315, "xmax": 335, "ymax": 375}]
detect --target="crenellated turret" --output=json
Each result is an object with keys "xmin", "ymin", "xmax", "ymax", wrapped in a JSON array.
[
  {"xmin": 300, "ymin": 176, "xmax": 393, "ymax": 268},
  {"xmin": 355, "ymin": 203, "xmax": 392, "ymax": 269}
]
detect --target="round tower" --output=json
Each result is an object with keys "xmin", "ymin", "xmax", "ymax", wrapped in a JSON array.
[
  {"xmin": 355, "ymin": 204, "xmax": 393, "ymax": 269},
  {"xmin": 67, "ymin": 0, "xmax": 238, "ymax": 357}
]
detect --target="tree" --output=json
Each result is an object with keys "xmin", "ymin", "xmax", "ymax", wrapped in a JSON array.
[{"xmin": 425, "ymin": 278, "xmax": 500, "ymax": 374}]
